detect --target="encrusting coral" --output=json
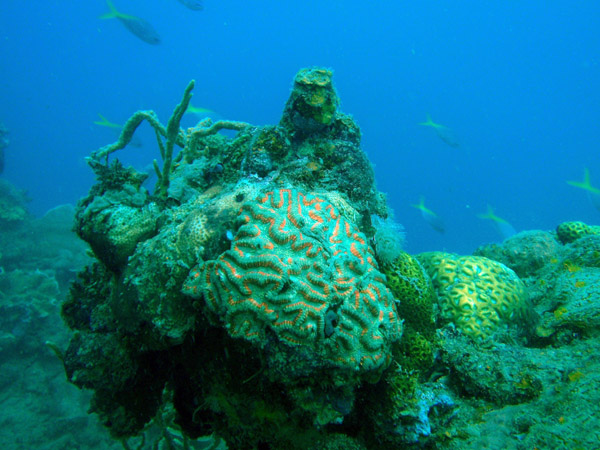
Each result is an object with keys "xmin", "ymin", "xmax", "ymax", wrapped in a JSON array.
[
  {"xmin": 474, "ymin": 230, "xmax": 562, "ymax": 278},
  {"xmin": 280, "ymin": 67, "xmax": 340, "ymax": 134}
]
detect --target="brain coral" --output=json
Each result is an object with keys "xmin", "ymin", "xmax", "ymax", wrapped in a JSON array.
[
  {"xmin": 556, "ymin": 221, "xmax": 600, "ymax": 244},
  {"xmin": 417, "ymin": 252, "xmax": 529, "ymax": 340},
  {"xmin": 381, "ymin": 252, "xmax": 435, "ymax": 336},
  {"xmin": 184, "ymin": 188, "xmax": 402, "ymax": 373}
]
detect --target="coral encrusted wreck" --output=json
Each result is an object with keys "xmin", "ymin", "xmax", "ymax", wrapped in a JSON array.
[{"xmin": 62, "ymin": 68, "xmax": 412, "ymax": 449}]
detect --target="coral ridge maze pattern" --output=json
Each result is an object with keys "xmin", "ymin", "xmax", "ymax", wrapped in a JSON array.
[{"xmin": 184, "ymin": 188, "xmax": 401, "ymax": 372}]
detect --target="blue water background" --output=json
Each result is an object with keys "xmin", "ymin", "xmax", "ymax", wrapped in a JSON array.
[{"xmin": 1, "ymin": 0, "xmax": 598, "ymax": 254}]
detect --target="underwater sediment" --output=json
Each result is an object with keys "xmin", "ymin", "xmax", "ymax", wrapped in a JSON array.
[{"xmin": 60, "ymin": 68, "xmax": 600, "ymax": 449}]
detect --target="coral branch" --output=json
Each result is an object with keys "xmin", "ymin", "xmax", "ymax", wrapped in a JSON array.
[
  {"xmin": 182, "ymin": 119, "xmax": 251, "ymax": 159},
  {"xmin": 90, "ymin": 110, "xmax": 166, "ymax": 162},
  {"xmin": 155, "ymin": 80, "xmax": 195, "ymax": 198},
  {"xmin": 87, "ymin": 81, "xmax": 195, "ymax": 200}
]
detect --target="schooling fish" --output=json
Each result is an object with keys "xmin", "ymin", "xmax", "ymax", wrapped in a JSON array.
[
  {"xmin": 100, "ymin": 0, "xmax": 161, "ymax": 45},
  {"xmin": 567, "ymin": 168, "xmax": 600, "ymax": 212},
  {"xmin": 477, "ymin": 204, "xmax": 516, "ymax": 240},
  {"xmin": 419, "ymin": 114, "xmax": 460, "ymax": 148},
  {"xmin": 411, "ymin": 197, "xmax": 445, "ymax": 234},
  {"xmin": 176, "ymin": 0, "xmax": 204, "ymax": 11}
]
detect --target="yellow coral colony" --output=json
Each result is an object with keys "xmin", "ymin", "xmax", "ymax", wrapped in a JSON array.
[
  {"xmin": 418, "ymin": 252, "xmax": 529, "ymax": 340},
  {"xmin": 556, "ymin": 220, "xmax": 600, "ymax": 244}
]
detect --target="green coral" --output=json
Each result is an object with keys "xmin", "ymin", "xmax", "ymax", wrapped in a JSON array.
[
  {"xmin": 536, "ymin": 267, "xmax": 600, "ymax": 342},
  {"xmin": 396, "ymin": 328, "xmax": 434, "ymax": 372},
  {"xmin": 563, "ymin": 235, "xmax": 600, "ymax": 268},
  {"xmin": 380, "ymin": 251, "xmax": 436, "ymax": 373},
  {"xmin": 556, "ymin": 220, "xmax": 600, "ymax": 244},
  {"xmin": 86, "ymin": 159, "xmax": 149, "ymax": 196},
  {"xmin": 289, "ymin": 67, "xmax": 338, "ymax": 125},
  {"xmin": 75, "ymin": 156, "xmax": 162, "ymax": 274},
  {"xmin": 90, "ymin": 81, "xmax": 194, "ymax": 200},
  {"xmin": 381, "ymin": 251, "xmax": 435, "ymax": 337},
  {"xmin": 249, "ymin": 125, "xmax": 291, "ymax": 160},
  {"xmin": 75, "ymin": 195, "xmax": 160, "ymax": 274},
  {"xmin": 418, "ymin": 252, "xmax": 531, "ymax": 341},
  {"xmin": 309, "ymin": 433, "xmax": 367, "ymax": 450},
  {"xmin": 61, "ymin": 263, "xmax": 114, "ymax": 332},
  {"xmin": 280, "ymin": 67, "xmax": 340, "ymax": 135}
]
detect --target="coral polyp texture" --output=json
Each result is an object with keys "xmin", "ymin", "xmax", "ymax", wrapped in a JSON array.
[
  {"xmin": 418, "ymin": 252, "xmax": 530, "ymax": 340},
  {"xmin": 556, "ymin": 220, "xmax": 600, "ymax": 244},
  {"xmin": 474, "ymin": 230, "xmax": 562, "ymax": 277},
  {"xmin": 381, "ymin": 252, "xmax": 435, "ymax": 334},
  {"xmin": 184, "ymin": 188, "xmax": 402, "ymax": 373}
]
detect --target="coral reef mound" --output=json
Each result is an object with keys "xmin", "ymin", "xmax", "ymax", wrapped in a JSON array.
[
  {"xmin": 56, "ymin": 69, "xmax": 600, "ymax": 450},
  {"xmin": 60, "ymin": 68, "xmax": 410, "ymax": 448}
]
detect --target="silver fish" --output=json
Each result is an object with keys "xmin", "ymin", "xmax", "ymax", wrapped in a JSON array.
[
  {"xmin": 177, "ymin": 0, "xmax": 204, "ymax": 11},
  {"xmin": 101, "ymin": 1, "xmax": 161, "ymax": 45}
]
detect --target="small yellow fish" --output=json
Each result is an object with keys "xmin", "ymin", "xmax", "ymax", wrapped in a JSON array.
[
  {"xmin": 477, "ymin": 205, "xmax": 517, "ymax": 240},
  {"xmin": 94, "ymin": 114, "xmax": 143, "ymax": 148},
  {"xmin": 176, "ymin": 0, "xmax": 204, "ymax": 11},
  {"xmin": 100, "ymin": 0, "xmax": 161, "ymax": 45},
  {"xmin": 567, "ymin": 168, "xmax": 600, "ymax": 195},
  {"xmin": 567, "ymin": 168, "xmax": 600, "ymax": 212},
  {"xmin": 186, "ymin": 104, "xmax": 213, "ymax": 115},
  {"xmin": 419, "ymin": 114, "xmax": 460, "ymax": 148},
  {"xmin": 411, "ymin": 196, "xmax": 445, "ymax": 233},
  {"xmin": 93, "ymin": 113, "xmax": 121, "ymax": 129}
]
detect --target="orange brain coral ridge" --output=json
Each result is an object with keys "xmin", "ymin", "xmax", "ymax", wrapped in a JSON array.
[{"xmin": 184, "ymin": 188, "xmax": 402, "ymax": 372}]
